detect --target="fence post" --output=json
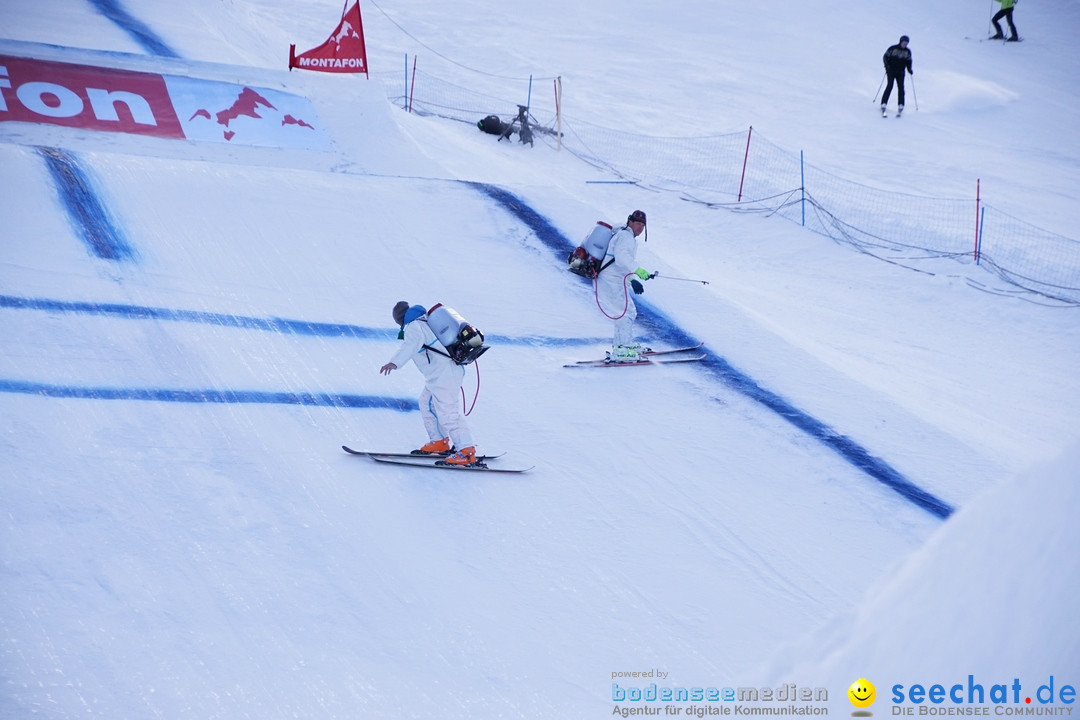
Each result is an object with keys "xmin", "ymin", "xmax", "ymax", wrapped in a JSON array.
[
  {"xmin": 554, "ymin": 77, "xmax": 562, "ymax": 151},
  {"xmin": 408, "ymin": 55, "xmax": 418, "ymax": 113},
  {"xmin": 800, "ymin": 150, "xmax": 806, "ymax": 226},
  {"xmin": 975, "ymin": 178, "xmax": 981, "ymax": 263},
  {"xmin": 977, "ymin": 206, "xmax": 986, "ymax": 266},
  {"xmin": 738, "ymin": 125, "xmax": 753, "ymax": 202}
]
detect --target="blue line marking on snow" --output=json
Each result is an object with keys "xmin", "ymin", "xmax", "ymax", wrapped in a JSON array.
[
  {"xmin": 0, "ymin": 379, "xmax": 416, "ymax": 411},
  {"xmin": 86, "ymin": 0, "xmax": 180, "ymax": 58},
  {"xmin": 37, "ymin": 147, "xmax": 136, "ymax": 262},
  {"xmin": 0, "ymin": 295, "xmax": 603, "ymax": 346},
  {"xmin": 0, "ymin": 294, "xmax": 378, "ymax": 338},
  {"xmin": 696, "ymin": 353, "xmax": 954, "ymax": 520},
  {"xmin": 467, "ymin": 182, "xmax": 568, "ymax": 249},
  {"xmin": 469, "ymin": 181, "xmax": 955, "ymax": 520}
]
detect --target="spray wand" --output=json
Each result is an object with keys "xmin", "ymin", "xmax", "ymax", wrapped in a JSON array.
[{"xmin": 649, "ymin": 271, "xmax": 710, "ymax": 285}]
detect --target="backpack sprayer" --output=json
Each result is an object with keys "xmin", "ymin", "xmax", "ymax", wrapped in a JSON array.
[
  {"xmin": 425, "ymin": 304, "xmax": 489, "ymax": 365},
  {"xmin": 567, "ymin": 221, "xmax": 615, "ymax": 278}
]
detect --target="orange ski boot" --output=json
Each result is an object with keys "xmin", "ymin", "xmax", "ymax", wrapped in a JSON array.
[
  {"xmin": 443, "ymin": 446, "xmax": 479, "ymax": 466},
  {"xmin": 414, "ymin": 437, "xmax": 452, "ymax": 456}
]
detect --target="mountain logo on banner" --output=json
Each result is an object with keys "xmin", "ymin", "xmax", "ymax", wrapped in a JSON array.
[
  {"xmin": 289, "ymin": 1, "xmax": 369, "ymax": 76},
  {"xmin": 167, "ymin": 77, "xmax": 331, "ymax": 151},
  {"xmin": 188, "ymin": 87, "xmax": 317, "ymax": 141}
]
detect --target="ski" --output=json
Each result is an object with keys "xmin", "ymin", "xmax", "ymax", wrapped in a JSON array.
[
  {"xmin": 564, "ymin": 353, "xmax": 706, "ymax": 368},
  {"xmin": 342, "ymin": 445, "xmax": 504, "ymax": 461},
  {"xmin": 642, "ymin": 342, "xmax": 704, "ymax": 357},
  {"xmin": 366, "ymin": 454, "xmax": 533, "ymax": 473},
  {"xmin": 563, "ymin": 343, "xmax": 704, "ymax": 368}
]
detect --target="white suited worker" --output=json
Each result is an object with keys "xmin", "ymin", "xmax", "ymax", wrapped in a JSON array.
[
  {"xmin": 380, "ymin": 301, "xmax": 478, "ymax": 466},
  {"xmin": 597, "ymin": 209, "xmax": 653, "ymax": 363}
]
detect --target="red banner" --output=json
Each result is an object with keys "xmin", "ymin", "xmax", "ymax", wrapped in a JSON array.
[
  {"xmin": 1, "ymin": 54, "xmax": 331, "ymax": 150},
  {"xmin": 0, "ymin": 55, "xmax": 184, "ymax": 138},
  {"xmin": 289, "ymin": 2, "xmax": 369, "ymax": 76}
]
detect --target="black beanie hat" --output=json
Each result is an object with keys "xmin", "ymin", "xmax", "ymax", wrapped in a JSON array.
[{"xmin": 392, "ymin": 301, "xmax": 409, "ymax": 326}]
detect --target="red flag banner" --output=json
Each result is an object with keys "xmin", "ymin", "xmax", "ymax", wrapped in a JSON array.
[{"xmin": 289, "ymin": 1, "xmax": 369, "ymax": 76}]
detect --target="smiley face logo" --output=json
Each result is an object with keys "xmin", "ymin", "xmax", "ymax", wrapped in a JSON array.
[{"xmin": 848, "ymin": 678, "xmax": 876, "ymax": 709}]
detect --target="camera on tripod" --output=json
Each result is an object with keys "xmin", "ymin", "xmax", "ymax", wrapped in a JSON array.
[{"xmin": 498, "ymin": 104, "xmax": 534, "ymax": 146}]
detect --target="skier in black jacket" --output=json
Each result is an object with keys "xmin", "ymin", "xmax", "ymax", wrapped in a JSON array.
[{"xmin": 881, "ymin": 35, "xmax": 913, "ymax": 117}]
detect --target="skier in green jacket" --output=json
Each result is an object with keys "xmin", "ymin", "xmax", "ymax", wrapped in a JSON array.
[{"xmin": 991, "ymin": 0, "xmax": 1019, "ymax": 41}]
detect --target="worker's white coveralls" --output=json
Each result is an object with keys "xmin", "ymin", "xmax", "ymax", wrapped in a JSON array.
[
  {"xmin": 597, "ymin": 224, "xmax": 640, "ymax": 350},
  {"xmin": 388, "ymin": 310, "xmax": 474, "ymax": 449}
]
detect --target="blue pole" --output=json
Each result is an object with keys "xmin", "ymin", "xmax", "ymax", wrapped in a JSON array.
[
  {"xmin": 527, "ymin": 74, "xmax": 533, "ymax": 109},
  {"xmin": 800, "ymin": 150, "xmax": 806, "ymax": 227}
]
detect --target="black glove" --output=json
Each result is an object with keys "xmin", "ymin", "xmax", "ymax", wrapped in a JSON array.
[{"xmin": 630, "ymin": 279, "xmax": 644, "ymax": 295}]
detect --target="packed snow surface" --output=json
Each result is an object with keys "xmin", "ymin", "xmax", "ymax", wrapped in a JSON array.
[{"xmin": 1, "ymin": 0, "xmax": 1077, "ymax": 718}]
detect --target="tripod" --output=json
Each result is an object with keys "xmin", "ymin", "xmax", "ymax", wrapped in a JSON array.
[{"xmin": 498, "ymin": 104, "xmax": 534, "ymax": 146}]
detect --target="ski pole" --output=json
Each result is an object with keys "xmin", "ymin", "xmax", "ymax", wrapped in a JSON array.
[
  {"xmin": 910, "ymin": 74, "xmax": 919, "ymax": 110},
  {"xmin": 650, "ymin": 271, "xmax": 710, "ymax": 285},
  {"xmin": 873, "ymin": 72, "xmax": 886, "ymax": 102}
]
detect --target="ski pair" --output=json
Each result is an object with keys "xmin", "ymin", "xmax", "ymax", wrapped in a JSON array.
[
  {"xmin": 342, "ymin": 446, "xmax": 532, "ymax": 473},
  {"xmin": 565, "ymin": 342, "xmax": 705, "ymax": 368},
  {"xmin": 342, "ymin": 445, "xmax": 503, "ymax": 461}
]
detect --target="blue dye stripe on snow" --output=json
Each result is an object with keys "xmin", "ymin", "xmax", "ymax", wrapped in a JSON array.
[
  {"xmin": 0, "ymin": 294, "xmax": 603, "ymax": 347},
  {"xmin": 86, "ymin": 0, "xmax": 180, "ymax": 58},
  {"xmin": 696, "ymin": 353, "xmax": 954, "ymax": 520},
  {"xmin": 1, "ymin": 294, "xmax": 381, "ymax": 338},
  {"xmin": 0, "ymin": 379, "xmax": 416, "ymax": 411},
  {"xmin": 469, "ymin": 181, "xmax": 955, "ymax": 520},
  {"xmin": 37, "ymin": 147, "xmax": 136, "ymax": 262}
]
